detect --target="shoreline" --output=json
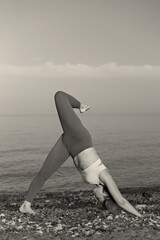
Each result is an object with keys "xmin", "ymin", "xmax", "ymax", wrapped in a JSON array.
[
  {"xmin": 1, "ymin": 187, "xmax": 160, "ymax": 239},
  {"xmin": 1, "ymin": 184, "xmax": 160, "ymax": 195}
]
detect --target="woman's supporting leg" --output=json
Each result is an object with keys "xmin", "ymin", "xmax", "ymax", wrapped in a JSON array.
[
  {"xmin": 19, "ymin": 135, "xmax": 70, "ymax": 214},
  {"xmin": 26, "ymin": 135, "xmax": 70, "ymax": 203},
  {"xmin": 54, "ymin": 91, "xmax": 83, "ymax": 134}
]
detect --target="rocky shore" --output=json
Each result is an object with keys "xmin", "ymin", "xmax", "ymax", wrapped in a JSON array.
[{"xmin": 1, "ymin": 187, "xmax": 160, "ymax": 240}]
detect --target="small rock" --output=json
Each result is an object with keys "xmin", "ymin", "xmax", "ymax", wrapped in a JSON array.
[
  {"xmin": 0, "ymin": 225, "xmax": 5, "ymax": 230},
  {"xmin": 149, "ymin": 218, "xmax": 157, "ymax": 224},
  {"xmin": 54, "ymin": 223, "xmax": 63, "ymax": 231},
  {"xmin": 0, "ymin": 213, "xmax": 5, "ymax": 217},
  {"xmin": 21, "ymin": 236, "xmax": 27, "ymax": 239},
  {"xmin": 143, "ymin": 226, "xmax": 149, "ymax": 232},
  {"xmin": 2, "ymin": 219, "xmax": 6, "ymax": 223},
  {"xmin": 135, "ymin": 204, "xmax": 147, "ymax": 210},
  {"xmin": 16, "ymin": 226, "xmax": 23, "ymax": 230},
  {"xmin": 149, "ymin": 222, "xmax": 154, "ymax": 226},
  {"xmin": 95, "ymin": 231, "xmax": 102, "ymax": 236},
  {"xmin": 36, "ymin": 226, "xmax": 42, "ymax": 230},
  {"xmin": 101, "ymin": 224, "xmax": 109, "ymax": 231},
  {"xmin": 71, "ymin": 233, "xmax": 79, "ymax": 237},
  {"xmin": 5, "ymin": 220, "xmax": 16, "ymax": 226},
  {"xmin": 85, "ymin": 222, "xmax": 92, "ymax": 226},
  {"xmin": 36, "ymin": 230, "xmax": 43, "ymax": 235},
  {"xmin": 10, "ymin": 203, "xmax": 17, "ymax": 206},
  {"xmin": 107, "ymin": 215, "xmax": 113, "ymax": 221},
  {"xmin": 45, "ymin": 221, "xmax": 52, "ymax": 226},
  {"xmin": 84, "ymin": 230, "xmax": 92, "ymax": 236},
  {"xmin": 45, "ymin": 199, "xmax": 50, "ymax": 203},
  {"xmin": 70, "ymin": 227, "xmax": 78, "ymax": 231}
]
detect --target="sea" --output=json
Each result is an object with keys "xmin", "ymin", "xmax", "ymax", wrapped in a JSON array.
[{"xmin": 0, "ymin": 113, "xmax": 160, "ymax": 193}]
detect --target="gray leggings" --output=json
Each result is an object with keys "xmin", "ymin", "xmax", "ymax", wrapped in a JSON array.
[{"xmin": 26, "ymin": 91, "xmax": 92, "ymax": 203}]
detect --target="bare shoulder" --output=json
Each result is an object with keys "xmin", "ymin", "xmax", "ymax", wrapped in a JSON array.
[{"xmin": 99, "ymin": 168, "xmax": 111, "ymax": 183}]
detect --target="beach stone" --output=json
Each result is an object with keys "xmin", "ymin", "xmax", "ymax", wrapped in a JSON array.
[
  {"xmin": 0, "ymin": 213, "xmax": 5, "ymax": 217},
  {"xmin": 70, "ymin": 226, "xmax": 78, "ymax": 231},
  {"xmin": 26, "ymin": 225, "xmax": 31, "ymax": 228},
  {"xmin": 85, "ymin": 221, "xmax": 92, "ymax": 226},
  {"xmin": 100, "ymin": 224, "xmax": 109, "ymax": 231},
  {"xmin": 107, "ymin": 215, "xmax": 113, "ymax": 221},
  {"xmin": 149, "ymin": 222, "xmax": 154, "ymax": 226},
  {"xmin": 149, "ymin": 218, "xmax": 158, "ymax": 224},
  {"xmin": 36, "ymin": 230, "xmax": 43, "ymax": 235},
  {"xmin": 45, "ymin": 221, "xmax": 52, "ymax": 225},
  {"xmin": 71, "ymin": 233, "xmax": 79, "ymax": 237},
  {"xmin": 18, "ymin": 218, "xmax": 22, "ymax": 223},
  {"xmin": 36, "ymin": 225, "xmax": 42, "ymax": 230},
  {"xmin": 143, "ymin": 226, "xmax": 149, "ymax": 232},
  {"xmin": 16, "ymin": 225, "xmax": 23, "ymax": 230},
  {"xmin": 0, "ymin": 225, "xmax": 5, "ymax": 230},
  {"xmin": 9, "ymin": 220, "xmax": 16, "ymax": 226},
  {"xmin": 47, "ymin": 225, "xmax": 53, "ymax": 228},
  {"xmin": 10, "ymin": 202, "xmax": 17, "ymax": 206},
  {"xmin": 135, "ymin": 204, "xmax": 147, "ymax": 210},
  {"xmin": 54, "ymin": 223, "xmax": 63, "ymax": 231},
  {"xmin": 95, "ymin": 231, "xmax": 102, "ymax": 236},
  {"xmin": 83, "ymin": 230, "xmax": 93, "ymax": 236}
]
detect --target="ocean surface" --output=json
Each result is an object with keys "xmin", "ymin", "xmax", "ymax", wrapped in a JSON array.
[{"xmin": 0, "ymin": 113, "xmax": 160, "ymax": 193}]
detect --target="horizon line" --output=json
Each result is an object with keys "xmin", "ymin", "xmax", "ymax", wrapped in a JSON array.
[{"xmin": 1, "ymin": 112, "xmax": 160, "ymax": 117}]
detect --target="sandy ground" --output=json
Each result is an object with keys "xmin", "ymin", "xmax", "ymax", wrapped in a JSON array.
[{"xmin": 1, "ymin": 187, "xmax": 160, "ymax": 240}]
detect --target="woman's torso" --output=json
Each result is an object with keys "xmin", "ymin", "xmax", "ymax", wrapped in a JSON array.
[{"xmin": 73, "ymin": 147, "xmax": 100, "ymax": 171}]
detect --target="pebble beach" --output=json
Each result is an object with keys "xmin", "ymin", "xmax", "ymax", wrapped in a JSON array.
[{"xmin": 1, "ymin": 187, "xmax": 160, "ymax": 240}]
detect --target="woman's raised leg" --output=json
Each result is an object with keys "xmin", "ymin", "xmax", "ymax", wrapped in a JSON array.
[{"xmin": 54, "ymin": 91, "xmax": 84, "ymax": 134}]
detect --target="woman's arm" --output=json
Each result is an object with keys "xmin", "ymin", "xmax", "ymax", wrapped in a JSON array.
[{"xmin": 99, "ymin": 169, "xmax": 142, "ymax": 218}]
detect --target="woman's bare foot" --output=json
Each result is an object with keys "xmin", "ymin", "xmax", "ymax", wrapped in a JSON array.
[
  {"xmin": 80, "ymin": 104, "xmax": 90, "ymax": 113},
  {"xmin": 19, "ymin": 201, "xmax": 36, "ymax": 215}
]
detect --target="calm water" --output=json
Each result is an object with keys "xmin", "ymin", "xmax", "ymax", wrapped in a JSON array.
[{"xmin": 0, "ymin": 114, "xmax": 160, "ymax": 193}]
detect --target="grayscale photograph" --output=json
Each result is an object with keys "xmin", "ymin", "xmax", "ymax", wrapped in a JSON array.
[{"xmin": 0, "ymin": 0, "xmax": 160, "ymax": 239}]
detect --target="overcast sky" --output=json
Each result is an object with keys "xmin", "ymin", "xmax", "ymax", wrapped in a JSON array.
[{"xmin": 0, "ymin": 0, "xmax": 160, "ymax": 115}]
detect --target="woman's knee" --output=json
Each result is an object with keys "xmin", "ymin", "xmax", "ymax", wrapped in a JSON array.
[{"xmin": 54, "ymin": 91, "xmax": 65, "ymax": 101}]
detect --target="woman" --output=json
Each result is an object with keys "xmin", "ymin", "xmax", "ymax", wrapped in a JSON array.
[{"xmin": 19, "ymin": 91, "xmax": 142, "ymax": 218}]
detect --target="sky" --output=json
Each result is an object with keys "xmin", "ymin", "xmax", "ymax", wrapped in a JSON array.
[{"xmin": 0, "ymin": 0, "xmax": 160, "ymax": 115}]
